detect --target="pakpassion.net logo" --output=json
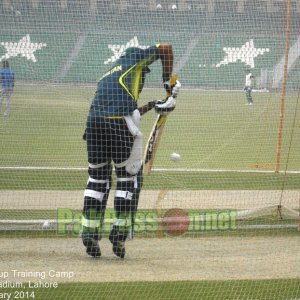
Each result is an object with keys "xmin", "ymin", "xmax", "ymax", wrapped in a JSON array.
[{"xmin": 56, "ymin": 208, "xmax": 237, "ymax": 236}]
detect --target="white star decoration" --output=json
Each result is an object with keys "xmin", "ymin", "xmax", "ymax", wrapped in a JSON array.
[
  {"xmin": 104, "ymin": 36, "xmax": 149, "ymax": 64},
  {"xmin": 216, "ymin": 39, "xmax": 269, "ymax": 68},
  {"xmin": 0, "ymin": 34, "xmax": 46, "ymax": 63}
]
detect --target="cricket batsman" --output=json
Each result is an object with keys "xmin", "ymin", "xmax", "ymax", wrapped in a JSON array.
[{"xmin": 81, "ymin": 44, "xmax": 181, "ymax": 258}]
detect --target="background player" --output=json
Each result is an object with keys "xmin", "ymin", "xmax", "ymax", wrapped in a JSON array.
[
  {"xmin": 244, "ymin": 69, "xmax": 254, "ymax": 105},
  {"xmin": 81, "ymin": 44, "xmax": 181, "ymax": 258},
  {"xmin": 0, "ymin": 60, "xmax": 15, "ymax": 116}
]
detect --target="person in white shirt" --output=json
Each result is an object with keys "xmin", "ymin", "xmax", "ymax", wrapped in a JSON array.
[{"xmin": 244, "ymin": 69, "xmax": 254, "ymax": 105}]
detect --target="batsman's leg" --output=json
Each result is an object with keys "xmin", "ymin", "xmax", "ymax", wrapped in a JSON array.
[
  {"xmin": 109, "ymin": 164, "xmax": 136, "ymax": 259},
  {"xmin": 129, "ymin": 165, "xmax": 143, "ymax": 240},
  {"xmin": 82, "ymin": 162, "xmax": 112, "ymax": 257},
  {"xmin": 81, "ymin": 117, "xmax": 112, "ymax": 257},
  {"xmin": 109, "ymin": 118, "xmax": 142, "ymax": 258}
]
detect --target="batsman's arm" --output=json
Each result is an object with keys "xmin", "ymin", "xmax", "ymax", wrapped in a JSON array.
[
  {"xmin": 138, "ymin": 101, "xmax": 157, "ymax": 116},
  {"xmin": 158, "ymin": 44, "xmax": 174, "ymax": 85},
  {"xmin": 137, "ymin": 44, "xmax": 173, "ymax": 117}
]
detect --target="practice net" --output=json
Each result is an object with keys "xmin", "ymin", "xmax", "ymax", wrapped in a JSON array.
[{"xmin": 0, "ymin": 0, "xmax": 299, "ymax": 299}]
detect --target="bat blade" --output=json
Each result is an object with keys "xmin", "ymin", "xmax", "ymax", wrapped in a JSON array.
[
  {"xmin": 143, "ymin": 74, "xmax": 178, "ymax": 176},
  {"xmin": 143, "ymin": 114, "xmax": 167, "ymax": 175}
]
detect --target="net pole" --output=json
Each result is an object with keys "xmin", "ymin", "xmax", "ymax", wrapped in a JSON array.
[{"xmin": 275, "ymin": 0, "xmax": 292, "ymax": 173}]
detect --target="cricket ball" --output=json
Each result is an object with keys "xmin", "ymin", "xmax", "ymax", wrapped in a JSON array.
[
  {"xmin": 170, "ymin": 152, "xmax": 181, "ymax": 161},
  {"xmin": 162, "ymin": 208, "xmax": 190, "ymax": 236},
  {"xmin": 42, "ymin": 220, "xmax": 51, "ymax": 230}
]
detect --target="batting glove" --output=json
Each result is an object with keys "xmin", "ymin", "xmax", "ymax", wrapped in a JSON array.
[
  {"xmin": 163, "ymin": 80, "xmax": 181, "ymax": 98},
  {"xmin": 155, "ymin": 96, "xmax": 176, "ymax": 115},
  {"xmin": 171, "ymin": 80, "xmax": 181, "ymax": 98}
]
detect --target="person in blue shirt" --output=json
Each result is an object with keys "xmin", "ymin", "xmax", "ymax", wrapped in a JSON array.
[
  {"xmin": 0, "ymin": 60, "xmax": 15, "ymax": 116},
  {"xmin": 81, "ymin": 44, "xmax": 181, "ymax": 258}
]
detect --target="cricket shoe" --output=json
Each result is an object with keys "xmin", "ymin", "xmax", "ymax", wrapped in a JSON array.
[
  {"xmin": 110, "ymin": 240, "xmax": 125, "ymax": 259},
  {"xmin": 82, "ymin": 235, "xmax": 101, "ymax": 258},
  {"xmin": 109, "ymin": 227, "xmax": 126, "ymax": 259}
]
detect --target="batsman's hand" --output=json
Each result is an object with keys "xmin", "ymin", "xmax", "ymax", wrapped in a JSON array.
[
  {"xmin": 155, "ymin": 96, "xmax": 176, "ymax": 115},
  {"xmin": 163, "ymin": 80, "xmax": 181, "ymax": 98},
  {"xmin": 171, "ymin": 80, "xmax": 181, "ymax": 98},
  {"xmin": 147, "ymin": 101, "xmax": 157, "ymax": 109}
]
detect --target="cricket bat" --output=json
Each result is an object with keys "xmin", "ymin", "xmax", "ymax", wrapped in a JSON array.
[{"xmin": 143, "ymin": 74, "xmax": 178, "ymax": 175}]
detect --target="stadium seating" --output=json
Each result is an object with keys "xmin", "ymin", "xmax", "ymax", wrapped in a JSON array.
[{"xmin": 0, "ymin": 4, "xmax": 299, "ymax": 89}]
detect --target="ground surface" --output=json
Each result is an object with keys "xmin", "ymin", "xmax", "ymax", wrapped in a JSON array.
[
  {"xmin": 1, "ymin": 189, "xmax": 299, "ymax": 283},
  {"xmin": 1, "ymin": 190, "xmax": 299, "ymax": 210},
  {"xmin": 1, "ymin": 236, "xmax": 299, "ymax": 283}
]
